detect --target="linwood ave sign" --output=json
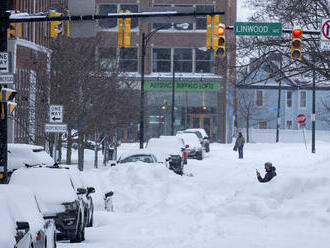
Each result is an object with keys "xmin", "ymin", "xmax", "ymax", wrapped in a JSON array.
[{"xmin": 234, "ymin": 22, "xmax": 282, "ymax": 36}]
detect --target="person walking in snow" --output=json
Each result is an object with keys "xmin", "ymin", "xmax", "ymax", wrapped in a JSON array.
[
  {"xmin": 256, "ymin": 162, "xmax": 277, "ymax": 183},
  {"xmin": 234, "ymin": 132, "xmax": 245, "ymax": 159}
]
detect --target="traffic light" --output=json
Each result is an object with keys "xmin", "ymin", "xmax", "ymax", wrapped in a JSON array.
[
  {"xmin": 290, "ymin": 27, "xmax": 302, "ymax": 59},
  {"xmin": 50, "ymin": 11, "xmax": 63, "ymax": 38},
  {"xmin": 118, "ymin": 10, "xmax": 131, "ymax": 48},
  {"xmin": 215, "ymin": 23, "xmax": 226, "ymax": 57},
  {"xmin": 0, "ymin": 88, "xmax": 17, "ymax": 102},
  {"xmin": 7, "ymin": 23, "xmax": 22, "ymax": 39}
]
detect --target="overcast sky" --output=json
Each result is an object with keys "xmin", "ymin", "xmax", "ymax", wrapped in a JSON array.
[{"xmin": 236, "ymin": 0, "xmax": 253, "ymax": 21}]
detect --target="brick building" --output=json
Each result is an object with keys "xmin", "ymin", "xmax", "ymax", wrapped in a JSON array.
[
  {"xmin": 7, "ymin": 0, "xmax": 52, "ymax": 144},
  {"xmin": 94, "ymin": 0, "xmax": 237, "ymax": 142}
]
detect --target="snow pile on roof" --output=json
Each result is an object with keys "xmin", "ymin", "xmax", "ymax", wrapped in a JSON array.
[{"xmin": 8, "ymin": 143, "xmax": 54, "ymax": 171}]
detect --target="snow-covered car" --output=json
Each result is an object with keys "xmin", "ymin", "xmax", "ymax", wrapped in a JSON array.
[
  {"xmin": 182, "ymin": 128, "xmax": 210, "ymax": 152},
  {"xmin": 145, "ymin": 137, "xmax": 184, "ymax": 175},
  {"xmin": 0, "ymin": 196, "xmax": 33, "ymax": 248},
  {"xmin": 9, "ymin": 167, "xmax": 86, "ymax": 243},
  {"xmin": 116, "ymin": 149, "xmax": 160, "ymax": 165},
  {"xmin": 68, "ymin": 168, "xmax": 95, "ymax": 227},
  {"xmin": 176, "ymin": 133, "xmax": 204, "ymax": 160},
  {"xmin": 7, "ymin": 143, "xmax": 54, "ymax": 178},
  {"xmin": 0, "ymin": 185, "xmax": 56, "ymax": 248}
]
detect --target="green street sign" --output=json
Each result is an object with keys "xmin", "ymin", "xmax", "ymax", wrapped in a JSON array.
[
  {"xmin": 234, "ymin": 22, "xmax": 282, "ymax": 36},
  {"xmin": 145, "ymin": 81, "xmax": 220, "ymax": 92}
]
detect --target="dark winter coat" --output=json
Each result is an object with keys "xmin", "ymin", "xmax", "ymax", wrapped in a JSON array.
[
  {"xmin": 235, "ymin": 135, "xmax": 245, "ymax": 148},
  {"xmin": 257, "ymin": 166, "xmax": 277, "ymax": 183}
]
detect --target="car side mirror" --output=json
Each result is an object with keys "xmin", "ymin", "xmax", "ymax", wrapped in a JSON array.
[
  {"xmin": 111, "ymin": 162, "xmax": 116, "ymax": 166},
  {"xmin": 105, "ymin": 191, "xmax": 114, "ymax": 198},
  {"xmin": 77, "ymin": 188, "xmax": 87, "ymax": 195},
  {"xmin": 87, "ymin": 187, "xmax": 95, "ymax": 195},
  {"xmin": 16, "ymin": 222, "xmax": 30, "ymax": 232}
]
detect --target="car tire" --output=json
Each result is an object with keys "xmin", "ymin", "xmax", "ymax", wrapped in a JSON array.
[
  {"xmin": 70, "ymin": 219, "xmax": 83, "ymax": 243},
  {"xmin": 197, "ymin": 151, "xmax": 203, "ymax": 160},
  {"xmin": 205, "ymin": 144, "xmax": 210, "ymax": 153}
]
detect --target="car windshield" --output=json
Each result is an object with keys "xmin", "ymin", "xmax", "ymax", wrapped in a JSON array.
[{"xmin": 120, "ymin": 155, "xmax": 154, "ymax": 164}]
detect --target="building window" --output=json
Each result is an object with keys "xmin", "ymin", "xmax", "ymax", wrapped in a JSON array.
[
  {"xmin": 287, "ymin": 91, "xmax": 292, "ymax": 108},
  {"xmin": 300, "ymin": 91, "xmax": 306, "ymax": 108},
  {"xmin": 119, "ymin": 48, "xmax": 138, "ymax": 72},
  {"xmin": 99, "ymin": 4, "xmax": 117, "ymax": 29},
  {"xmin": 174, "ymin": 48, "xmax": 193, "ymax": 73},
  {"xmin": 195, "ymin": 5, "xmax": 214, "ymax": 30},
  {"xmin": 173, "ymin": 5, "xmax": 193, "ymax": 30},
  {"xmin": 152, "ymin": 48, "xmax": 171, "ymax": 72},
  {"xmin": 286, "ymin": 120, "xmax": 292, "ymax": 129},
  {"xmin": 99, "ymin": 47, "xmax": 117, "ymax": 71},
  {"xmin": 256, "ymin": 90, "xmax": 263, "ymax": 107},
  {"xmin": 258, "ymin": 121, "xmax": 267, "ymax": 129},
  {"xmin": 120, "ymin": 4, "xmax": 139, "ymax": 29},
  {"xmin": 98, "ymin": 4, "xmax": 139, "ymax": 29},
  {"xmin": 195, "ymin": 49, "xmax": 214, "ymax": 73}
]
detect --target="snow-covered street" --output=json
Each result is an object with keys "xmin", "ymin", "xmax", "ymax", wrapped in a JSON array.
[{"xmin": 57, "ymin": 142, "xmax": 330, "ymax": 248}]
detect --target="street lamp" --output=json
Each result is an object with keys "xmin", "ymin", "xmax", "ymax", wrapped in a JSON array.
[{"xmin": 139, "ymin": 23, "xmax": 188, "ymax": 148}]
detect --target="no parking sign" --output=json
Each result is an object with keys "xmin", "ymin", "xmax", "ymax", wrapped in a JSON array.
[{"xmin": 320, "ymin": 19, "xmax": 330, "ymax": 50}]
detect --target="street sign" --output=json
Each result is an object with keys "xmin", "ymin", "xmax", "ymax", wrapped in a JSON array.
[
  {"xmin": 320, "ymin": 19, "xmax": 330, "ymax": 51},
  {"xmin": 49, "ymin": 105, "xmax": 63, "ymax": 123},
  {"xmin": 234, "ymin": 22, "xmax": 282, "ymax": 36},
  {"xmin": 0, "ymin": 74, "xmax": 14, "ymax": 84},
  {"xmin": 0, "ymin": 52, "xmax": 9, "ymax": 73},
  {"xmin": 45, "ymin": 123, "xmax": 67, "ymax": 133},
  {"xmin": 296, "ymin": 114, "xmax": 306, "ymax": 124}
]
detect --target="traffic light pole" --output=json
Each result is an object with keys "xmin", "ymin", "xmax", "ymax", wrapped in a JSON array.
[
  {"xmin": 312, "ymin": 62, "xmax": 316, "ymax": 153},
  {"xmin": 171, "ymin": 64, "xmax": 175, "ymax": 135},
  {"xmin": 139, "ymin": 33, "xmax": 146, "ymax": 149},
  {"xmin": 0, "ymin": 0, "xmax": 9, "ymax": 184}
]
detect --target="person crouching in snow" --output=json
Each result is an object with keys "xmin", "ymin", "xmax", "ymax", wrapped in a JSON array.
[{"xmin": 256, "ymin": 162, "xmax": 276, "ymax": 183}]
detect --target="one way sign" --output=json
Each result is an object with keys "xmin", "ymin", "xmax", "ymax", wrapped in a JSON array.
[{"xmin": 49, "ymin": 105, "xmax": 63, "ymax": 123}]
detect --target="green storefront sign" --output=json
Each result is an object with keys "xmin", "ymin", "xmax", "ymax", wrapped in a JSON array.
[
  {"xmin": 234, "ymin": 22, "xmax": 282, "ymax": 36},
  {"xmin": 145, "ymin": 81, "xmax": 220, "ymax": 91}
]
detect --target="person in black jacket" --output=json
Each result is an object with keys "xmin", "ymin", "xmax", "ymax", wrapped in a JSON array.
[{"xmin": 256, "ymin": 162, "xmax": 276, "ymax": 183}]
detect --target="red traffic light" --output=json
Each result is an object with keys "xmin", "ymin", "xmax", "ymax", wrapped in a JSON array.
[
  {"xmin": 293, "ymin": 28, "xmax": 302, "ymax": 37},
  {"xmin": 218, "ymin": 25, "xmax": 225, "ymax": 36}
]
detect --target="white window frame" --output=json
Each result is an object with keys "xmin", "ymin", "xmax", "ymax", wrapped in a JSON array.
[
  {"xmin": 258, "ymin": 121, "xmax": 267, "ymax": 129},
  {"xmin": 299, "ymin": 91, "xmax": 307, "ymax": 108},
  {"xmin": 255, "ymin": 90, "xmax": 264, "ymax": 107},
  {"xmin": 286, "ymin": 91, "xmax": 293, "ymax": 108},
  {"xmin": 286, "ymin": 120, "xmax": 293, "ymax": 129}
]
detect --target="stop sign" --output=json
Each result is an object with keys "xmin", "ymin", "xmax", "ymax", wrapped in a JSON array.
[{"xmin": 296, "ymin": 114, "xmax": 306, "ymax": 124}]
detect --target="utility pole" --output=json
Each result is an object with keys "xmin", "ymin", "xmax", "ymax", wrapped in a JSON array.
[
  {"xmin": 171, "ymin": 61, "xmax": 175, "ymax": 135},
  {"xmin": 139, "ymin": 33, "xmax": 146, "ymax": 149},
  {"xmin": 276, "ymin": 53, "xmax": 283, "ymax": 143},
  {"xmin": 312, "ymin": 61, "xmax": 316, "ymax": 153},
  {"xmin": 0, "ymin": 0, "xmax": 9, "ymax": 184}
]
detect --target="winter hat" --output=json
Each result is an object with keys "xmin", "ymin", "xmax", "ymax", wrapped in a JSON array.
[{"xmin": 264, "ymin": 162, "xmax": 272, "ymax": 169}]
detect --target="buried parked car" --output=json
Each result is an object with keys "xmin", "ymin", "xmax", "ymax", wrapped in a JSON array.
[
  {"xmin": 115, "ymin": 149, "xmax": 160, "ymax": 165},
  {"xmin": 145, "ymin": 137, "xmax": 185, "ymax": 175},
  {"xmin": 68, "ymin": 168, "xmax": 95, "ymax": 227},
  {"xmin": 176, "ymin": 133, "xmax": 204, "ymax": 160},
  {"xmin": 182, "ymin": 128, "xmax": 210, "ymax": 152},
  {"xmin": 0, "ymin": 185, "xmax": 56, "ymax": 248},
  {"xmin": 9, "ymin": 167, "xmax": 86, "ymax": 243},
  {"xmin": 7, "ymin": 144, "xmax": 54, "ymax": 179},
  {"xmin": 0, "ymin": 196, "xmax": 33, "ymax": 248}
]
